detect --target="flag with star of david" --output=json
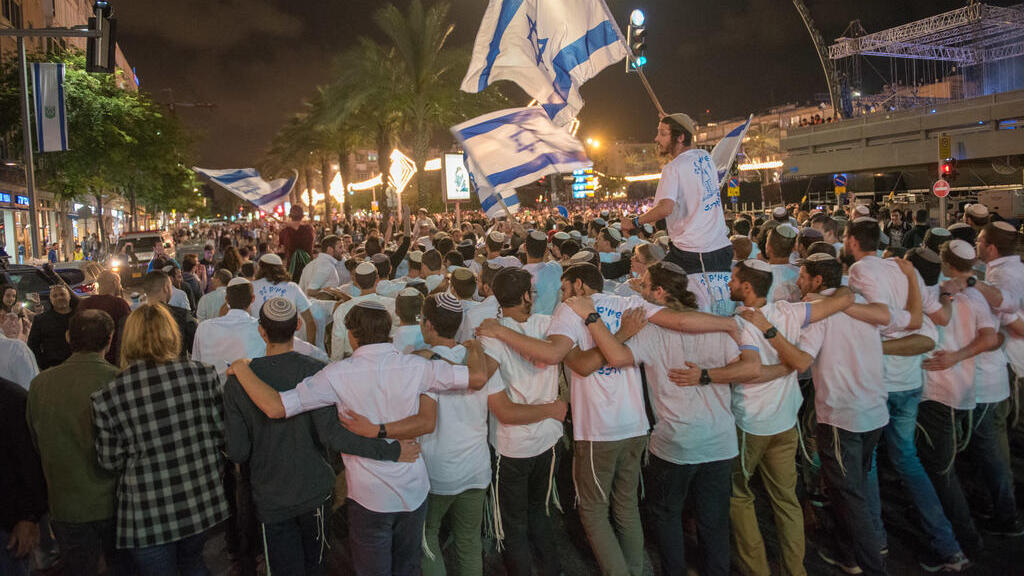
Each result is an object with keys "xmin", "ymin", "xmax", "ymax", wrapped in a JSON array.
[{"xmin": 460, "ymin": 0, "xmax": 628, "ymax": 126}]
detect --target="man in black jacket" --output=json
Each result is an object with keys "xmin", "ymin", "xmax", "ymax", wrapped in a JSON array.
[
  {"xmin": 141, "ymin": 270, "xmax": 197, "ymax": 358},
  {"xmin": 902, "ymin": 208, "xmax": 931, "ymax": 249},
  {"xmin": 0, "ymin": 376, "xmax": 47, "ymax": 576},
  {"xmin": 27, "ymin": 284, "xmax": 75, "ymax": 370}
]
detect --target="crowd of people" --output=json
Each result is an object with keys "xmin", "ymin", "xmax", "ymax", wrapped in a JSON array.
[{"xmin": 1, "ymin": 112, "xmax": 1022, "ymax": 576}]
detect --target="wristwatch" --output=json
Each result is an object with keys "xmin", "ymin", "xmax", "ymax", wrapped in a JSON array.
[
  {"xmin": 584, "ymin": 312, "xmax": 601, "ymax": 326},
  {"xmin": 966, "ymin": 276, "xmax": 977, "ymax": 287},
  {"xmin": 632, "ymin": 216, "xmax": 641, "ymax": 229},
  {"xmin": 377, "ymin": 423, "xmax": 388, "ymax": 439},
  {"xmin": 699, "ymin": 368, "xmax": 712, "ymax": 386},
  {"xmin": 763, "ymin": 326, "xmax": 778, "ymax": 340}
]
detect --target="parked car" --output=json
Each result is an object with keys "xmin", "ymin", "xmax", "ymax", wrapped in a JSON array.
[
  {"xmin": 0, "ymin": 261, "xmax": 73, "ymax": 313},
  {"xmin": 53, "ymin": 261, "xmax": 103, "ymax": 297}
]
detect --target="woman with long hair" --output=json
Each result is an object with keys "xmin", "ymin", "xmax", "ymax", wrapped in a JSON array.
[
  {"xmin": 1, "ymin": 283, "xmax": 32, "ymax": 339},
  {"xmin": 90, "ymin": 304, "xmax": 228, "ymax": 575},
  {"xmin": 252, "ymin": 253, "xmax": 316, "ymax": 343},
  {"xmin": 217, "ymin": 246, "xmax": 243, "ymax": 276}
]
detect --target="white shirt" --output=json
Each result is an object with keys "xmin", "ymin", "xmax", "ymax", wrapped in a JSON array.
[
  {"xmin": 423, "ymin": 273, "xmax": 445, "ymax": 294},
  {"xmin": 522, "ymin": 261, "xmax": 562, "ymax": 316},
  {"xmin": 848, "ymin": 255, "xmax": 940, "ymax": 392},
  {"xmin": 1, "ymin": 333, "xmax": 39, "ymax": 389},
  {"xmin": 192, "ymin": 309, "xmax": 267, "ymax": 383},
  {"xmin": 280, "ymin": 343, "xmax": 469, "ymax": 512},
  {"xmin": 330, "ymin": 293, "xmax": 397, "ymax": 360},
  {"xmin": 169, "ymin": 286, "xmax": 192, "ymax": 311},
  {"xmin": 481, "ymin": 315, "xmax": 564, "ymax": 458},
  {"xmin": 975, "ymin": 306, "xmax": 1010, "ymax": 404},
  {"xmin": 375, "ymin": 279, "xmax": 407, "ymax": 299},
  {"xmin": 626, "ymin": 326, "xmax": 741, "ymax": 465},
  {"xmin": 196, "ymin": 287, "xmax": 226, "ymax": 323},
  {"xmin": 547, "ymin": 293, "xmax": 662, "ymax": 442},
  {"xmin": 393, "ymin": 325, "xmax": 425, "ymax": 353},
  {"xmin": 419, "ymin": 344, "xmax": 503, "ymax": 495},
  {"xmin": 733, "ymin": 301, "xmax": 810, "ymax": 436},
  {"xmin": 768, "ymin": 263, "xmax": 801, "ymax": 304},
  {"xmin": 984, "ymin": 255, "xmax": 1024, "ymax": 315},
  {"xmin": 798, "ymin": 290, "xmax": 888, "ymax": 432},
  {"xmin": 457, "ymin": 296, "xmax": 499, "ymax": 343},
  {"xmin": 298, "ymin": 252, "xmax": 341, "ymax": 294},
  {"xmin": 654, "ymin": 148, "xmax": 731, "ymax": 253},
  {"xmin": 924, "ymin": 288, "xmax": 993, "ymax": 410},
  {"xmin": 1002, "ymin": 311, "xmax": 1024, "ymax": 375},
  {"xmin": 250, "ymin": 280, "xmax": 311, "ymax": 320},
  {"xmin": 487, "ymin": 255, "xmax": 523, "ymax": 269}
]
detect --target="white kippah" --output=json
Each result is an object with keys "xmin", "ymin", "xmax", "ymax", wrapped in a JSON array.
[
  {"xmin": 741, "ymin": 258, "xmax": 772, "ymax": 273},
  {"xmin": 227, "ymin": 277, "xmax": 251, "ymax": 287},
  {"xmin": 355, "ymin": 261, "xmax": 377, "ymax": 276},
  {"xmin": 407, "ymin": 250, "xmax": 424, "ymax": 263},
  {"xmin": 966, "ymin": 203, "xmax": 989, "ymax": 218},
  {"xmin": 774, "ymin": 224, "xmax": 797, "ymax": 239},
  {"xmin": 853, "ymin": 216, "xmax": 878, "ymax": 224},
  {"xmin": 853, "ymin": 205, "xmax": 870, "ymax": 216},
  {"xmin": 948, "ymin": 222, "xmax": 970, "ymax": 231},
  {"xmin": 259, "ymin": 253, "xmax": 283, "ymax": 266},
  {"xmin": 611, "ymin": 222, "xmax": 622, "ymax": 230},
  {"xmin": 451, "ymin": 267, "xmax": 475, "ymax": 280},
  {"xmin": 606, "ymin": 227, "xmax": 622, "ymax": 242},
  {"xmin": 805, "ymin": 252, "xmax": 835, "ymax": 262},
  {"xmin": 660, "ymin": 261, "xmax": 685, "ymax": 275},
  {"xmin": 529, "ymin": 230, "xmax": 547, "ymax": 241},
  {"xmin": 570, "ymin": 250, "xmax": 595, "ymax": 263},
  {"xmin": 642, "ymin": 223, "xmax": 654, "ymax": 234},
  {"xmin": 929, "ymin": 227, "xmax": 951, "ymax": 237},
  {"xmin": 435, "ymin": 292, "xmax": 463, "ymax": 313},
  {"xmin": 772, "ymin": 206, "xmax": 788, "ymax": 218},
  {"xmin": 488, "ymin": 231, "xmax": 506, "ymax": 243},
  {"xmin": 593, "ymin": 217, "xmax": 607, "ymax": 227},
  {"xmin": 568, "ymin": 230, "xmax": 582, "ymax": 239},
  {"xmin": 354, "ymin": 299, "xmax": 387, "ymax": 311},
  {"xmin": 553, "ymin": 231, "xmax": 571, "ymax": 241},
  {"xmin": 948, "ymin": 239, "xmax": 976, "ymax": 260},
  {"xmin": 398, "ymin": 287, "xmax": 421, "ymax": 298},
  {"xmin": 993, "ymin": 221, "xmax": 1016, "ymax": 232},
  {"xmin": 261, "ymin": 297, "xmax": 296, "ymax": 321}
]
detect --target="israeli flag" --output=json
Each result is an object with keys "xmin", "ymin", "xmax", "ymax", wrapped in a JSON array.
[
  {"xmin": 193, "ymin": 168, "xmax": 296, "ymax": 212},
  {"xmin": 710, "ymin": 114, "xmax": 753, "ymax": 187},
  {"xmin": 32, "ymin": 63, "xmax": 69, "ymax": 153},
  {"xmin": 465, "ymin": 154, "xmax": 520, "ymax": 219},
  {"xmin": 461, "ymin": 0, "xmax": 627, "ymax": 126},
  {"xmin": 452, "ymin": 107, "xmax": 590, "ymax": 220}
]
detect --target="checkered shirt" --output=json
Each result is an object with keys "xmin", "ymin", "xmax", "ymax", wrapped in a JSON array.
[{"xmin": 91, "ymin": 359, "xmax": 229, "ymax": 548}]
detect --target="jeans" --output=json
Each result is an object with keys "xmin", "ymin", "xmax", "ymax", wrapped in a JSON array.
[
  {"xmin": 816, "ymin": 424, "xmax": 885, "ymax": 576},
  {"xmin": 129, "ymin": 530, "xmax": 210, "ymax": 576},
  {"xmin": 261, "ymin": 502, "xmax": 329, "ymax": 576},
  {"xmin": 495, "ymin": 446, "xmax": 561, "ymax": 576},
  {"xmin": 883, "ymin": 388, "xmax": 962, "ymax": 558},
  {"xmin": 51, "ymin": 518, "xmax": 129, "ymax": 576},
  {"xmin": 422, "ymin": 489, "xmax": 485, "ymax": 576},
  {"xmin": 916, "ymin": 400, "xmax": 983, "ymax": 553},
  {"xmin": 0, "ymin": 527, "xmax": 30, "ymax": 576},
  {"xmin": 644, "ymin": 455, "xmax": 731, "ymax": 576},
  {"xmin": 573, "ymin": 436, "xmax": 647, "ymax": 576},
  {"xmin": 346, "ymin": 498, "xmax": 427, "ymax": 576},
  {"xmin": 967, "ymin": 402, "xmax": 1018, "ymax": 526},
  {"xmin": 731, "ymin": 426, "xmax": 806, "ymax": 576}
]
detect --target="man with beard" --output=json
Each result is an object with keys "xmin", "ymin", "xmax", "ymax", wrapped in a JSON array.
[{"xmin": 621, "ymin": 113, "xmax": 733, "ymax": 315}]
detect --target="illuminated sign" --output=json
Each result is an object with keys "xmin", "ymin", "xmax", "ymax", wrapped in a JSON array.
[
  {"xmin": 572, "ymin": 167, "xmax": 596, "ymax": 199},
  {"xmin": 443, "ymin": 154, "xmax": 472, "ymax": 201},
  {"xmin": 0, "ymin": 192, "xmax": 10, "ymax": 203},
  {"xmin": 15, "ymin": 195, "xmax": 30, "ymax": 206}
]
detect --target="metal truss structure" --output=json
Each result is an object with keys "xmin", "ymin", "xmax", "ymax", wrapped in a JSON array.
[{"xmin": 828, "ymin": 3, "xmax": 1024, "ymax": 65}]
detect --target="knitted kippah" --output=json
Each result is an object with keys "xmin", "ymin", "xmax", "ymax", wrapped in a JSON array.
[
  {"xmin": 741, "ymin": 258, "xmax": 772, "ymax": 273},
  {"xmin": 261, "ymin": 297, "xmax": 296, "ymax": 321},
  {"xmin": 435, "ymin": 292, "xmax": 463, "ymax": 313},
  {"xmin": 354, "ymin": 299, "xmax": 387, "ymax": 311}
]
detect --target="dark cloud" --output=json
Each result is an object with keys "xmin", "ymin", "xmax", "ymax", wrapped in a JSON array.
[{"xmin": 115, "ymin": 0, "xmax": 302, "ymax": 51}]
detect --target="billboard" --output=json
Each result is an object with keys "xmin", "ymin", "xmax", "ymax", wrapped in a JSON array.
[{"xmin": 443, "ymin": 153, "xmax": 472, "ymax": 201}]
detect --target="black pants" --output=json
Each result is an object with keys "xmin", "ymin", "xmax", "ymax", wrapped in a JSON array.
[
  {"xmin": 262, "ymin": 502, "xmax": 329, "ymax": 576},
  {"xmin": 916, "ymin": 400, "xmax": 983, "ymax": 552},
  {"xmin": 816, "ymin": 424, "xmax": 885, "ymax": 576},
  {"xmin": 644, "ymin": 455, "xmax": 732, "ymax": 576},
  {"xmin": 664, "ymin": 243, "xmax": 733, "ymax": 275},
  {"xmin": 496, "ymin": 446, "xmax": 561, "ymax": 576},
  {"xmin": 50, "ymin": 518, "xmax": 129, "ymax": 576}
]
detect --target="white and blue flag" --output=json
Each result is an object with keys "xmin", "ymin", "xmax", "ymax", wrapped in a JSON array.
[
  {"xmin": 710, "ymin": 114, "xmax": 753, "ymax": 187},
  {"xmin": 31, "ymin": 63, "xmax": 69, "ymax": 153},
  {"xmin": 192, "ymin": 168, "xmax": 296, "ymax": 213},
  {"xmin": 464, "ymin": 154, "xmax": 520, "ymax": 219},
  {"xmin": 452, "ymin": 107, "xmax": 590, "ymax": 219},
  {"xmin": 461, "ymin": 0, "xmax": 627, "ymax": 126}
]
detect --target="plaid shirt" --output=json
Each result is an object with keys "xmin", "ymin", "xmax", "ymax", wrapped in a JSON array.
[{"xmin": 91, "ymin": 359, "xmax": 229, "ymax": 548}]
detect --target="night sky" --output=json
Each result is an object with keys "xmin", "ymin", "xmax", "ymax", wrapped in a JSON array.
[{"xmin": 114, "ymin": 0, "xmax": 998, "ymax": 168}]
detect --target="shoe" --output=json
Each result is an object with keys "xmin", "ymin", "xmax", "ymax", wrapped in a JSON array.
[
  {"xmin": 919, "ymin": 552, "xmax": 970, "ymax": 573},
  {"xmin": 817, "ymin": 548, "xmax": 863, "ymax": 575},
  {"xmin": 981, "ymin": 517, "xmax": 1024, "ymax": 537},
  {"xmin": 879, "ymin": 546, "xmax": 888, "ymax": 557}
]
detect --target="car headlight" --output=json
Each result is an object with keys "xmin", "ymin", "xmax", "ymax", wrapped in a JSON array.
[{"xmin": 110, "ymin": 258, "xmax": 122, "ymax": 268}]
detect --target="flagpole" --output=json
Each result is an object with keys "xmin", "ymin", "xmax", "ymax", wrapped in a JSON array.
[
  {"xmin": 635, "ymin": 67, "xmax": 666, "ymax": 118},
  {"xmin": 17, "ymin": 37, "xmax": 40, "ymax": 260}
]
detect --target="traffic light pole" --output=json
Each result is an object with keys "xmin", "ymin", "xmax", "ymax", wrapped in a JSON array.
[{"xmin": 0, "ymin": 26, "xmax": 101, "ymax": 260}]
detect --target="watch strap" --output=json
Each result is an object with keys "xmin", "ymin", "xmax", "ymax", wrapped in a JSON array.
[
  {"xmin": 377, "ymin": 423, "xmax": 387, "ymax": 439},
  {"xmin": 585, "ymin": 312, "xmax": 601, "ymax": 326},
  {"xmin": 763, "ymin": 326, "xmax": 778, "ymax": 339}
]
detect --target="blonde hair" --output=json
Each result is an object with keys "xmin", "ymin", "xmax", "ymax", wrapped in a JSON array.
[{"xmin": 121, "ymin": 304, "xmax": 181, "ymax": 368}]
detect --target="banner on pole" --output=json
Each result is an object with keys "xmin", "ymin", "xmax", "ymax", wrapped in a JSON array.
[{"xmin": 32, "ymin": 63, "xmax": 69, "ymax": 153}]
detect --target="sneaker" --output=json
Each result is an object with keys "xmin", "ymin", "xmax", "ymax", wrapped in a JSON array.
[
  {"xmin": 879, "ymin": 546, "xmax": 889, "ymax": 557},
  {"xmin": 919, "ymin": 552, "xmax": 970, "ymax": 573},
  {"xmin": 981, "ymin": 517, "xmax": 1024, "ymax": 537},
  {"xmin": 817, "ymin": 548, "xmax": 863, "ymax": 575}
]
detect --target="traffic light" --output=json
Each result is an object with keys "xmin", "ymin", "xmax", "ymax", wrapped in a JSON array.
[
  {"xmin": 940, "ymin": 157, "xmax": 959, "ymax": 182},
  {"xmin": 626, "ymin": 9, "xmax": 647, "ymax": 73},
  {"xmin": 87, "ymin": 1, "xmax": 117, "ymax": 73}
]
